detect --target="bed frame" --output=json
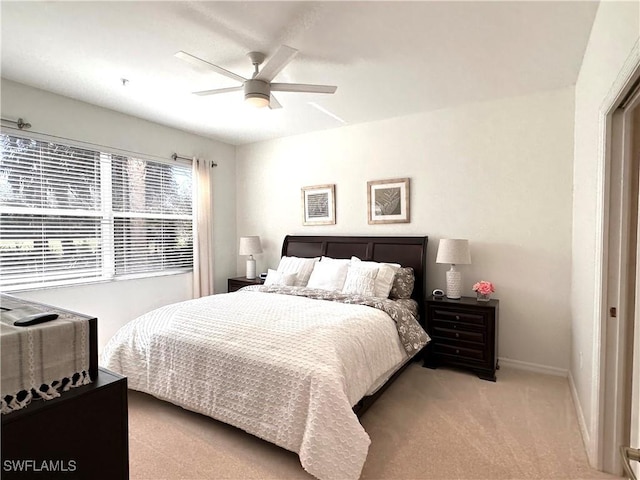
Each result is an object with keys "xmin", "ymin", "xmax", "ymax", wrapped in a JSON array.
[{"xmin": 281, "ymin": 235, "xmax": 429, "ymax": 416}]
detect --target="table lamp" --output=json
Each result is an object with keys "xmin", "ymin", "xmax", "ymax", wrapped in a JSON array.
[
  {"xmin": 239, "ymin": 236, "xmax": 262, "ymax": 279},
  {"xmin": 436, "ymin": 239, "xmax": 471, "ymax": 299}
]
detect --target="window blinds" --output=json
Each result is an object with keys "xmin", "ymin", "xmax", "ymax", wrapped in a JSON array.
[
  {"xmin": 111, "ymin": 155, "xmax": 193, "ymax": 276},
  {"xmin": 0, "ymin": 134, "xmax": 193, "ymax": 290}
]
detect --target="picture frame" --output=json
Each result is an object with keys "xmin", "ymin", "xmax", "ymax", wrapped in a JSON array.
[
  {"xmin": 301, "ymin": 184, "xmax": 336, "ymax": 225},
  {"xmin": 367, "ymin": 177, "xmax": 410, "ymax": 224}
]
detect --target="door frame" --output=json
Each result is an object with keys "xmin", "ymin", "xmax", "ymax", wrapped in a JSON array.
[
  {"xmin": 631, "ymin": 105, "xmax": 640, "ymax": 480},
  {"xmin": 596, "ymin": 45, "xmax": 640, "ymax": 475}
]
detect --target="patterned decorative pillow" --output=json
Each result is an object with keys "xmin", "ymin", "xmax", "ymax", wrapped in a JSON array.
[
  {"xmin": 350, "ymin": 257, "xmax": 401, "ymax": 298},
  {"xmin": 342, "ymin": 264, "xmax": 378, "ymax": 296},
  {"xmin": 389, "ymin": 267, "xmax": 415, "ymax": 299}
]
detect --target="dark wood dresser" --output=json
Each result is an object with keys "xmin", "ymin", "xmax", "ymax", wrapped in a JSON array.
[
  {"xmin": 2, "ymin": 367, "xmax": 129, "ymax": 480},
  {"xmin": 423, "ymin": 296, "xmax": 499, "ymax": 381},
  {"xmin": 228, "ymin": 276, "xmax": 264, "ymax": 292},
  {"xmin": 1, "ymin": 294, "xmax": 128, "ymax": 480}
]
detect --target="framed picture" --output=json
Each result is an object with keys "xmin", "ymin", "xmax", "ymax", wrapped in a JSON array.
[
  {"xmin": 367, "ymin": 177, "xmax": 410, "ymax": 224},
  {"xmin": 302, "ymin": 184, "xmax": 336, "ymax": 225}
]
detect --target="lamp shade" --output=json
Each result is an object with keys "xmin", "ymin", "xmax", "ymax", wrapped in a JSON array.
[
  {"xmin": 239, "ymin": 236, "xmax": 263, "ymax": 256},
  {"xmin": 436, "ymin": 239, "xmax": 471, "ymax": 265}
]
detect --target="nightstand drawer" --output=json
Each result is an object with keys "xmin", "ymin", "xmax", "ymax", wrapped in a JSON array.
[
  {"xmin": 434, "ymin": 343, "xmax": 485, "ymax": 362},
  {"xmin": 431, "ymin": 308, "xmax": 486, "ymax": 326},
  {"xmin": 432, "ymin": 325, "xmax": 485, "ymax": 344}
]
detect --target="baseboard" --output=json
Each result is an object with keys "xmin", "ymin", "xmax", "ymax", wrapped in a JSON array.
[
  {"xmin": 568, "ymin": 369, "xmax": 594, "ymax": 465},
  {"xmin": 498, "ymin": 357, "xmax": 568, "ymax": 377}
]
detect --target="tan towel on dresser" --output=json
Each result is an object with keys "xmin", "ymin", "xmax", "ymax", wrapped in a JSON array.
[{"xmin": 1, "ymin": 296, "xmax": 91, "ymax": 414}]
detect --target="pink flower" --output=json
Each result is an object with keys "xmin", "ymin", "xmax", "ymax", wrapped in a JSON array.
[{"xmin": 473, "ymin": 281, "xmax": 495, "ymax": 295}]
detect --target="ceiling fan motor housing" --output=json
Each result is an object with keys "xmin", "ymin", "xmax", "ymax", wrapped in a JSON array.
[{"xmin": 244, "ymin": 79, "xmax": 270, "ymax": 102}]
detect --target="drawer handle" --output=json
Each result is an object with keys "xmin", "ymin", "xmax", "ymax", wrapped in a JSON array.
[
  {"xmin": 456, "ymin": 349, "xmax": 460, "ymax": 354},
  {"xmin": 455, "ymin": 315, "xmax": 460, "ymax": 320},
  {"xmin": 455, "ymin": 333, "xmax": 460, "ymax": 338},
  {"xmin": 453, "ymin": 324, "xmax": 457, "ymax": 329}
]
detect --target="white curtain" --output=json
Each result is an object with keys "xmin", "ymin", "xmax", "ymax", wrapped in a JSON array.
[{"xmin": 192, "ymin": 157, "xmax": 215, "ymax": 298}]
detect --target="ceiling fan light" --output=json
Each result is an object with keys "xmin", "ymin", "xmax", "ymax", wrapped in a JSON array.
[
  {"xmin": 244, "ymin": 79, "xmax": 270, "ymax": 108},
  {"xmin": 245, "ymin": 93, "xmax": 270, "ymax": 108}
]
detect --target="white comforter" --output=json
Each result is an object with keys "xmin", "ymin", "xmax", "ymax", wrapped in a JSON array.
[{"xmin": 101, "ymin": 289, "xmax": 411, "ymax": 480}]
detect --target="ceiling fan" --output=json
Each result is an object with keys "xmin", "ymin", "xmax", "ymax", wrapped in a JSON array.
[{"xmin": 175, "ymin": 45, "xmax": 337, "ymax": 109}]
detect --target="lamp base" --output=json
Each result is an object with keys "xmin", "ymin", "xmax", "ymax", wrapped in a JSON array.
[
  {"xmin": 445, "ymin": 267, "xmax": 462, "ymax": 299},
  {"xmin": 246, "ymin": 257, "xmax": 256, "ymax": 279}
]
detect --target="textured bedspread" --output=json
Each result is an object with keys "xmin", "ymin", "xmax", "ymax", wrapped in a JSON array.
[
  {"xmin": 252, "ymin": 284, "xmax": 429, "ymax": 355},
  {"xmin": 101, "ymin": 289, "xmax": 428, "ymax": 480}
]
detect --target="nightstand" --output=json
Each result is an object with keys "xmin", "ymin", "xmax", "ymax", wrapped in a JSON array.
[
  {"xmin": 228, "ymin": 276, "xmax": 264, "ymax": 292},
  {"xmin": 423, "ymin": 296, "xmax": 499, "ymax": 381}
]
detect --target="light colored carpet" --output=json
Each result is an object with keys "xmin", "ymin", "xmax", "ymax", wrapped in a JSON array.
[{"xmin": 127, "ymin": 364, "xmax": 622, "ymax": 480}]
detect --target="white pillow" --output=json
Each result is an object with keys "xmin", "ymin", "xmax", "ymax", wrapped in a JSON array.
[
  {"xmin": 375, "ymin": 263, "xmax": 402, "ymax": 297},
  {"xmin": 342, "ymin": 264, "xmax": 378, "ymax": 296},
  {"xmin": 276, "ymin": 256, "xmax": 319, "ymax": 287},
  {"xmin": 263, "ymin": 269, "xmax": 297, "ymax": 286},
  {"xmin": 351, "ymin": 256, "xmax": 401, "ymax": 298},
  {"xmin": 306, "ymin": 261, "xmax": 349, "ymax": 291},
  {"xmin": 320, "ymin": 256, "xmax": 351, "ymax": 265}
]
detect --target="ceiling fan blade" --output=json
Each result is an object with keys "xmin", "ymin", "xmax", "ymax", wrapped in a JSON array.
[
  {"xmin": 308, "ymin": 102, "xmax": 346, "ymax": 124},
  {"xmin": 254, "ymin": 45, "xmax": 298, "ymax": 82},
  {"xmin": 193, "ymin": 86, "xmax": 243, "ymax": 96},
  {"xmin": 175, "ymin": 51, "xmax": 246, "ymax": 84},
  {"xmin": 269, "ymin": 94, "xmax": 283, "ymax": 110},
  {"xmin": 271, "ymin": 83, "xmax": 337, "ymax": 94}
]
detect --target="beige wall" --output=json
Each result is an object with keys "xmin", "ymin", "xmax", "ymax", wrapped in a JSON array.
[
  {"xmin": 571, "ymin": 0, "xmax": 640, "ymax": 466},
  {"xmin": 0, "ymin": 79, "xmax": 238, "ymax": 350},
  {"xmin": 237, "ymin": 87, "xmax": 575, "ymax": 372}
]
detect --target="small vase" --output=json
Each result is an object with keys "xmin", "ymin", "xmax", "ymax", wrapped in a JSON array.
[{"xmin": 476, "ymin": 292, "xmax": 491, "ymax": 302}]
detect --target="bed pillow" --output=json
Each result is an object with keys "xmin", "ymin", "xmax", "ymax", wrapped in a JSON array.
[
  {"xmin": 320, "ymin": 256, "xmax": 351, "ymax": 265},
  {"xmin": 374, "ymin": 263, "xmax": 402, "ymax": 297},
  {"xmin": 306, "ymin": 261, "xmax": 349, "ymax": 291},
  {"xmin": 263, "ymin": 269, "xmax": 297, "ymax": 287},
  {"xmin": 342, "ymin": 264, "xmax": 378, "ymax": 296},
  {"xmin": 389, "ymin": 267, "xmax": 415, "ymax": 299},
  {"xmin": 276, "ymin": 256, "xmax": 319, "ymax": 287},
  {"xmin": 350, "ymin": 257, "xmax": 401, "ymax": 298}
]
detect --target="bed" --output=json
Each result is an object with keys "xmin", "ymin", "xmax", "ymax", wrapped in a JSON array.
[{"xmin": 101, "ymin": 235, "xmax": 429, "ymax": 480}]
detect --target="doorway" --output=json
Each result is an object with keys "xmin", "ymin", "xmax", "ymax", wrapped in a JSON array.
[{"xmin": 601, "ymin": 77, "xmax": 640, "ymax": 476}]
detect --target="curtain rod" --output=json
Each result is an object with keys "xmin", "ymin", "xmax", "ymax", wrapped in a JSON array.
[
  {"xmin": 2, "ymin": 117, "xmax": 218, "ymax": 169},
  {"xmin": 171, "ymin": 153, "xmax": 217, "ymax": 168},
  {"xmin": 4, "ymin": 125, "xmax": 180, "ymax": 165},
  {"xmin": 1, "ymin": 117, "xmax": 31, "ymax": 130},
  {"xmin": 1, "ymin": 121, "xmax": 213, "ymax": 168}
]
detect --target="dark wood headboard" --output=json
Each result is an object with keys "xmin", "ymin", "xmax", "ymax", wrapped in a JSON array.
[{"xmin": 282, "ymin": 235, "xmax": 429, "ymax": 321}]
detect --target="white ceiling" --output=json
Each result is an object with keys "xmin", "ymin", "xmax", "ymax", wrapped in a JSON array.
[{"xmin": 1, "ymin": 1, "xmax": 598, "ymax": 146}]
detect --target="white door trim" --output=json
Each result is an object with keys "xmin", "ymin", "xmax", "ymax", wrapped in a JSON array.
[
  {"xmin": 630, "ymin": 105, "xmax": 640, "ymax": 479},
  {"xmin": 601, "ymin": 87, "xmax": 640, "ymax": 475},
  {"xmin": 594, "ymin": 39, "xmax": 640, "ymax": 473}
]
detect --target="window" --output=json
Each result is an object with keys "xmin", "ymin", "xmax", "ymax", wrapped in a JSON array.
[{"xmin": 0, "ymin": 133, "xmax": 193, "ymax": 290}]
